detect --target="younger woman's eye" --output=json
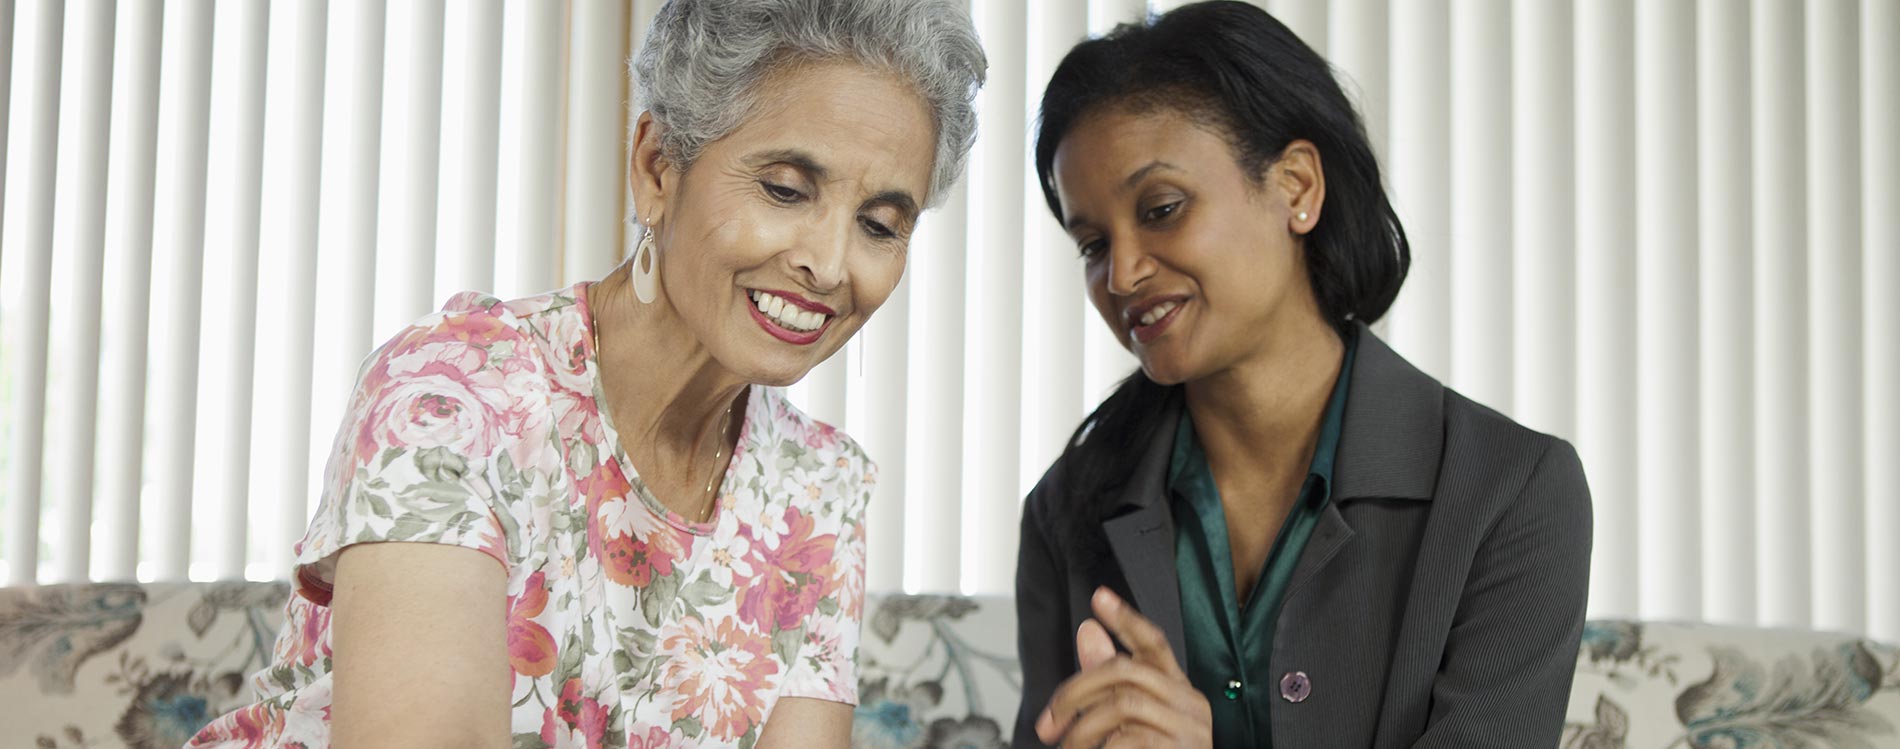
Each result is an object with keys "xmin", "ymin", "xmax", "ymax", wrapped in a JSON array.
[
  {"xmin": 1078, "ymin": 238, "xmax": 1106, "ymax": 259},
  {"xmin": 762, "ymin": 182, "xmax": 804, "ymax": 202},
  {"xmin": 1141, "ymin": 201, "xmax": 1182, "ymax": 223}
]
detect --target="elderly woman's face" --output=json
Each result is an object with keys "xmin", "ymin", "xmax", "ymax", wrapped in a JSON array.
[{"xmin": 642, "ymin": 61, "xmax": 935, "ymax": 386}]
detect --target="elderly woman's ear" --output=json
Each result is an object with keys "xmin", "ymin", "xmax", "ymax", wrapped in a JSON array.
[{"xmin": 628, "ymin": 112, "xmax": 672, "ymax": 226}]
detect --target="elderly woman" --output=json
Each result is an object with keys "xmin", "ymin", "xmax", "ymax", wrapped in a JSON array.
[
  {"xmin": 1014, "ymin": 3, "xmax": 1590, "ymax": 748},
  {"xmin": 187, "ymin": 1, "xmax": 984, "ymax": 747}
]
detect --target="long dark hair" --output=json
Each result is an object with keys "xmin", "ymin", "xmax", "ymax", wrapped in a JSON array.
[{"xmin": 1035, "ymin": 1, "xmax": 1408, "ymax": 515}]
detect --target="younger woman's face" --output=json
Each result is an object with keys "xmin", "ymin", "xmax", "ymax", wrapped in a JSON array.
[{"xmin": 1051, "ymin": 105, "xmax": 1325, "ymax": 385}]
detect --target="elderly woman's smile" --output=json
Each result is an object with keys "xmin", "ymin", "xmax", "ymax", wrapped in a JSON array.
[{"xmin": 747, "ymin": 288, "xmax": 833, "ymax": 341}]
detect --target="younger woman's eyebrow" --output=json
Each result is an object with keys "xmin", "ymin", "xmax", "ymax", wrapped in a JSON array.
[
  {"xmin": 1063, "ymin": 160, "xmax": 1184, "ymax": 230},
  {"xmin": 1121, "ymin": 160, "xmax": 1181, "ymax": 189}
]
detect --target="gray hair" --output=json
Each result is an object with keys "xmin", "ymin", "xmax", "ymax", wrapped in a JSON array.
[{"xmin": 633, "ymin": 0, "xmax": 987, "ymax": 208}]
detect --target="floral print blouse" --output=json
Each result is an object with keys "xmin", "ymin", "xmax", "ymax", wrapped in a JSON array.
[{"xmin": 188, "ymin": 284, "xmax": 874, "ymax": 749}]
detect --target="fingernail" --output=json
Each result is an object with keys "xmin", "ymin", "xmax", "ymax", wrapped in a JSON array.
[
  {"xmin": 1095, "ymin": 587, "xmax": 1119, "ymax": 611},
  {"xmin": 1036, "ymin": 709, "xmax": 1053, "ymax": 737}
]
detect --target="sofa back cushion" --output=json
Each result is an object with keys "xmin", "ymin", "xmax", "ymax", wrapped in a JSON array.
[
  {"xmin": 1565, "ymin": 619, "xmax": 1900, "ymax": 748},
  {"xmin": 0, "ymin": 581, "xmax": 291, "ymax": 749},
  {"xmin": 6, "ymin": 584, "xmax": 1899, "ymax": 749}
]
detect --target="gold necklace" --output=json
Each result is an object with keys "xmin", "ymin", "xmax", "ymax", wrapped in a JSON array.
[
  {"xmin": 592, "ymin": 299, "xmax": 731, "ymax": 525},
  {"xmin": 698, "ymin": 404, "xmax": 733, "ymax": 524}
]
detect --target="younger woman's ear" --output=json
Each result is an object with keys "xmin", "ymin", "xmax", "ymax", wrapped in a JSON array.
[
  {"xmin": 1272, "ymin": 139, "xmax": 1325, "ymax": 234},
  {"xmin": 627, "ymin": 112, "xmax": 674, "ymax": 225}
]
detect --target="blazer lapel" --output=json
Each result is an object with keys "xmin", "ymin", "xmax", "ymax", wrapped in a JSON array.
[
  {"xmin": 1285, "ymin": 503, "xmax": 1356, "ymax": 601},
  {"xmin": 1101, "ymin": 400, "xmax": 1189, "ymax": 668},
  {"xmin": 1286, "ymin": 326, "xmax": 1446, "ymax": 598},
  {"xmin": 1330, "ymin": 326, "xmax": 1445, "ymax": 504}
]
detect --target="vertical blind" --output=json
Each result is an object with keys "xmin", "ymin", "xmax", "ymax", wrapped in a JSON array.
[{"xmin": 0, "ymin": 0, "xmax": 1895, "ymax": 643}]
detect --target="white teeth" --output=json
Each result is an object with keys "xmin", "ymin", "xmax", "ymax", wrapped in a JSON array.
[
  {"xmin": 1138, "ymin": 301, "xmax": 1179, "ymax": 327},
  {"xmin": 751, "ymin": 291, "xmax": 830, "ymax": 333}
]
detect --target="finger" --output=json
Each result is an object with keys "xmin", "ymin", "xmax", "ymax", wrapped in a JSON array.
[
  {"xmin": 1037, "ymin": 656, "xmax": 1194, "ymax": 740},
  {"xmin": 1090, "ymin": 587, "xmax": 1185, "ymax": 677},
  {"xmin": 1102, "ymin": 724, "xmax": 1169, "ymax": 749},
  {"xmin": 1076, "ymin": 618, "xmax": 1116, "ymax": 670},
  {"xmin": 1055, "ymin": 687, "xmax": 1198, "ymax": 749}
]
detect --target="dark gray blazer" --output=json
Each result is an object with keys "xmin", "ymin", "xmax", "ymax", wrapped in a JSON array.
[{"xmin": 1013, "ymin": 328, "xmax": 1593, "ymax": 748}]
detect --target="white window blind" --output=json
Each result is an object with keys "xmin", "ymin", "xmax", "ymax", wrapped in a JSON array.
[
  {"xmin": 0, "ymin": 0, "xmax": 1895, "ymax": 643},
  {"xmin": 0, "ymin": 0, "xmax": 587, "ymax": 583}
]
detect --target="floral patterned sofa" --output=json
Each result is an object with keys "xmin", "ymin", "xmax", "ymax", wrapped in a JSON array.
[{"xmin": 3, "ymin": 582, "xmax": 1897, "ymax": 748}]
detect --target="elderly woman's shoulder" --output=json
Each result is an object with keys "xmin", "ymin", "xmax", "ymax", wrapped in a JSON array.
[
  {"xmin": 355, "ymin": 289, "xmax": 578, "ymax": 391},
  {"xmin": 757, "ymin": 387, "xmax": 878, "ymax": 488},
  {"xmin": 365, "ymin": 291, "xmax": 519, "ymax": 352}
]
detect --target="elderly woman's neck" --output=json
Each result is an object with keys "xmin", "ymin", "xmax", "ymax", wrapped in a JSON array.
[{"xmin": 590, "ymin": 267, "xmax": 749, "ymax": 452}]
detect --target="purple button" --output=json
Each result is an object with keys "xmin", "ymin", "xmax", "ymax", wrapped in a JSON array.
[{"xmin": 1280, "ymin": 671, "xmax": 1311, "ymax": 703}]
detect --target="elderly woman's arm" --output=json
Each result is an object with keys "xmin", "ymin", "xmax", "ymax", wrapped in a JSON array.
[
  {"xmin": 755, "ymin": 697, "xmax": 853, "ymax": 748},
  {"xmin": 331, "ymin": 542, "xmax": 511, "ymax": 749}
]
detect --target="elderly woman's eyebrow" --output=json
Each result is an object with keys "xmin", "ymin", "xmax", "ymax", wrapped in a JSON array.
[
  {"xmin": 867, "ymin": 190, "xmax": 921, "ymax": 222},
  {"xmin": 749, "ymin": 148, "xmax": 829, "ymax": 180},
  {"xmin": 751, "ymin": 148, "xmax": 921, "ymax": 217}
]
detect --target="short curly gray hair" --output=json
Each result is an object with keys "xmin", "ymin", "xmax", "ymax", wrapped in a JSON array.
[{"xmin": 633, "ymin": 0, "xmax": 987, "ymax": 208}]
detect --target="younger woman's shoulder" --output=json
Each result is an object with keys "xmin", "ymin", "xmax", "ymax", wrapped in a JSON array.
[
  {"xmin": 1437, "ymin": 388, "xmax": 1590, "ymax": 509},
  {"xmin": 1026, "ymin": 374, "xmax": 1182, "ymax": 517},
  {"xmin": 1440, "ymin": 388, "xmax": 1568, "ymax": 455}
]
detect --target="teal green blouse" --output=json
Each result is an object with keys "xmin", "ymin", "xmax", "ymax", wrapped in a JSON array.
[{"xmin": 1167, "ymin": 333, "xmax": 1356, "ymax": 747}]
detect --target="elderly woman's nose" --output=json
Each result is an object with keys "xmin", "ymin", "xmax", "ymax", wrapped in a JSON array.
[{"xmin": 786, "ymin": 223, "xmax": 850, "ymax": 292}]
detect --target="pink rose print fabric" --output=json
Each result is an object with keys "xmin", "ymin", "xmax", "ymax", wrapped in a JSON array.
[{"xmin": 189, "ymin": 284, "xmax": 874, "ymax": 748}]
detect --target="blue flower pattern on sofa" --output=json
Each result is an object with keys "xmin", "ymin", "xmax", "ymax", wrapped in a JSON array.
[
  {"xmin": 1564, "ymin": 620, "xmax": 1900, "ymax": 748},
  {"xmin": 852, "ymin": 595, "xmax": 1018, "ymax": 749},
  {"xmin": 5, "ymin": 584, "xmax": 1899, "ymax": 747},
  {"xmin": 0, "ymin": 583, "xmax": 144, "ymax": 695},
  {"xmin": 0, "ymin": 583, "xmax": 288, "ymax": 748}
]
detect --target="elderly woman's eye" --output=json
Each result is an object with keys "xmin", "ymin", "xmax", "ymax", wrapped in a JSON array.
[
  {"xmin": 1141, "ymin": 201, "xmax": 1182, "ymax": 222},
  {"xmin": 860, "ymin": 216, "xmax": 896, "ymax": 239},
  {"xmin": 761, "ymin": 181, "xmax": 804, "ymax": 203}
]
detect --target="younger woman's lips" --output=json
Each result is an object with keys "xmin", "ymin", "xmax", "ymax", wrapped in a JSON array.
[{"xmin": 1129, "ymin": 300, "xmax": 1184, "ymax": 345}]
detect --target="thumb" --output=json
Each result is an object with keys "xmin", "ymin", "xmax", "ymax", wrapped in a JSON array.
[{"xmin": 1075, "ymin": 618, "xmax": 1116, "ymax": 670}]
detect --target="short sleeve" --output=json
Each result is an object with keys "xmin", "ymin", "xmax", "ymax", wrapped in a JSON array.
[
  {"xmin": 776, "ymin": 454, "xmax": 876, "ymax": 704},
  {"xmin": 293, "ymin": 295, "xmax": 543, "ymax": 605}
]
